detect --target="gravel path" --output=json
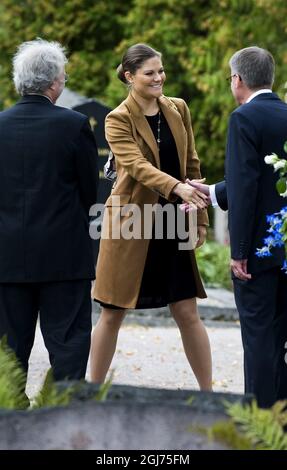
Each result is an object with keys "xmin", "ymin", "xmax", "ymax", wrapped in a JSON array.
[{"xmin": 26, "ymin": 319, "xmax": 243, "ymax": 399}]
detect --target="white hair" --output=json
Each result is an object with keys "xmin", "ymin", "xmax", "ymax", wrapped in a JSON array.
[{"xmin": 13, "ymin": 38, "xmax": 68, "ymax": 95}]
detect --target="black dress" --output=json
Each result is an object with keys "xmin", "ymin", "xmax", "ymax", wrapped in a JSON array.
[
  {"xmin": 135, "ymin": 112, "xmax": 197, "ymax": 308},
  {"xmin": 100, "ymin": 111, "xmax": 198, "ymax": 310}
]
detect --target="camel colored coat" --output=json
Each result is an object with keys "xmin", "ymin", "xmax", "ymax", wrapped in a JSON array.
[{"xmin": 92, "ymin": 94, "xmax": 208, "ymax": 308}]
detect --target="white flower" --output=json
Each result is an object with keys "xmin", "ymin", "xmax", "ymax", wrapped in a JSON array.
[
  {"xmin": 274, "ymin": 160, "xmax": 286, "ymax": 171},
  {"xmin": 264, "ymin": 153, "xmax": 278, "ymax": 165}
]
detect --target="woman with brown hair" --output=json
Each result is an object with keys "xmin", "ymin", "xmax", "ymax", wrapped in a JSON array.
[{"xmin": 90, "ymin": 43, "xmax": 212, "ymax": 391}]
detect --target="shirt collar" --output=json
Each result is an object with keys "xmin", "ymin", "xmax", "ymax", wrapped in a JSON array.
[
  {"xmin": 26, "ymin": 93, "xmax": 53, "ymax": 104},
  {"xmin": 245, "ymin": 89, "xmax": 272, "ymax": 103}
]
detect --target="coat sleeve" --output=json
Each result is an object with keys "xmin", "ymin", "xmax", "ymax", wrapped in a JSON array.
[
  {"xmin": 226, "ymin": 111, "xmax": 260, "ymax": 259},
  {"xmin": 182, "ymin": 101, "xmax": 209, "ymax": 226},
  {"xmin": 105, "ymin": 112, "xmax": 180, "ymax": 201},
  {"xmin": 215, "ymin": 180, "xmax": 228, "ymax": 211},
  {"xmin": 75, "ymin": 118, "xmax": 99, "ymax": 214}
]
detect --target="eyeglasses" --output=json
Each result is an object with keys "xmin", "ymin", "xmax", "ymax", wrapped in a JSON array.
[{"xmin": 226, "ymin": 73, "xmax": 241, "ymax": 82}]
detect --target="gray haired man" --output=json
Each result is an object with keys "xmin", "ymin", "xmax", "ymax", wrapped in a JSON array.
[
  {"xmin": 190, "ymin": 46, "xmax": 287, "ymax": 408},
  {"xmin": 0, "ymin": 39, "xmax": 98, "ymax": 390}
]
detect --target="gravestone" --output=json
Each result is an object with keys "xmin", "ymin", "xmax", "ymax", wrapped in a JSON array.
[{"xmin": 0, "ymin": 384, "xmax": 253, "ymax": 450}]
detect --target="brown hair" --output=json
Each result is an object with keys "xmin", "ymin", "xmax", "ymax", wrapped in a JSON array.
[{"xmin": 117, "ymin": 43, "xmax": 162, "ymax": 84}]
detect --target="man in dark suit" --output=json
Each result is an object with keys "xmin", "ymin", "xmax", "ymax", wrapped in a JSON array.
[
  {"xmin": 190, "ymin": 46, "xmax": 287, "ymax": 407},
  {"xmin": 0, "ymin": 39, "xmax": 98, "ymax": 384}
]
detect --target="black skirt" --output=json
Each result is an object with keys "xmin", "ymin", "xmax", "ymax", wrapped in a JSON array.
[
  {"xmin": 99, "ymin": 239, "xmax": 197, "ymax": 310},
  {"xmin": 135, "ymin": 230, "xmax": 197, "ymax": 309},
  {"xmin": 100, "ymin": 199, "xmax": 198, "ymax": 310}
]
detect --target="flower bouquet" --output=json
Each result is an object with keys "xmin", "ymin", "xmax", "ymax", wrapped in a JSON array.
[{"xmin": 256, "ymin": 145, "xmax": 287, "ymax": 273}]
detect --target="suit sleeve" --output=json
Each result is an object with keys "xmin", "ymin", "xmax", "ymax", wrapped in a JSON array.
[
  {"xmin": 215, "ymin": 181, "xmax": 228, "ymax": 211},
  {"xmin": 226, "ymin": 111, "xmax": 260, "ymax": 259},
  {"xmin": 182, "ymin": 101, "xmax": 209, "ymax": 226},
  {"xmin": 105, "ymin": 113, "xmax": 180, "ymax": 201},
  {"xmin": 75, "ymin": 118, "xmax": 99, "ymax": 213}
]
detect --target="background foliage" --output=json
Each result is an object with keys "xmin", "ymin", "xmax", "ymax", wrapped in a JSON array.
[
  {"xmin": 0, "ymin": 0, "xmax": 287, "ymax": 181},
  {"xmin": 196, "ymin": 241, "xmax": 232, "ymax": 290}
]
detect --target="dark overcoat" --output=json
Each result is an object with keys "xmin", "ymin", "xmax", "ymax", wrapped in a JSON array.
[{"xmin": 0, "ymin": 94, "xmax": 98, "ymax": 282}]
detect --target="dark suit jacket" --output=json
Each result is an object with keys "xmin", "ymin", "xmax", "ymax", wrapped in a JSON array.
[
  {"xmin": 215, "ymin": 92, "xmax": 287, "ymax": 273},
  {"xmin": 0, "ymin": 95, "xmax": 98, "ymax": 282},
  {"xmin": 215, "ymin": 181, "xmax": 228, "ymax": 211}
]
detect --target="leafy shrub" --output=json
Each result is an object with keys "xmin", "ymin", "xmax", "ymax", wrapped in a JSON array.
[{"xmin": 196, "ymin": 241, "xmax": 232, "ymax": 290}]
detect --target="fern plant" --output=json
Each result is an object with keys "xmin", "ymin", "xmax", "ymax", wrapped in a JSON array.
[
  {"xmin": 0, "ymin": 337, "xmax": 30, "ymax": 410},
  {"xmin": 93, "ymin": 371, "xmax": 114, "ymax": 402},
  {"xmin": 32, "ymin": 369, "xmax": 113, "ymax": 409},
  {"xmin": 31, "ymin": 368, "xmax": 78, "ymax": 409},
  {"xmin": 0, "ymin": 339, "xmax": 113, "ymax": 411},
  {"xmin": 225, "ymin": 399, "xmax": 287, "ymax": 450},
  {"xmin": 205, "ymin": 399, "xmax": 287, "ymax": 450}
]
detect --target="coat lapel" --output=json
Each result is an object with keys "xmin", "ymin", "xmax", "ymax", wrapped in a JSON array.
[
  {"xmin": 125, "ymin": 93, "xmax": 187, "ymax": 178},
  {"xmin": 125, "ymin": 94, "xmax": 160, "ymax": 168},
  {"xmin": 158, "ymin": 95, "xmax": 186, "ymax": 180}
]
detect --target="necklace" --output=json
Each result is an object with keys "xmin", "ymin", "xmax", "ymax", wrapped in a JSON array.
[{"xmin": 157, "ymin": 111, "xmax": 161, "ymax": 149}]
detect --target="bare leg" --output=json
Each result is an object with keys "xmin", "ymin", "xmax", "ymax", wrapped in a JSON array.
[
  {"xmin": 170, "ymin": 298, "xmax": 212, "ymax": 391},
  {"xmin": 90, "ymin": 307, "xmax": 126, "ymax": 383}
]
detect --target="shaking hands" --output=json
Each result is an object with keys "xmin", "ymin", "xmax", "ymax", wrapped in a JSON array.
[
  {"xmin": 173, "ymin": 178, "xmax": 210, "ymax": 211},
  {"xmin": 177, "ymin": 178, "xmax": 211, "ymax": 212}
]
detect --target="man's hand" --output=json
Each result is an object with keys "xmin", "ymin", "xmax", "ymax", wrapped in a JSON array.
[
  {"xmin": 231, "ymin": 259, "xmax": 252, "ymax": 281},
  {"xmin": 186, "ymin": 178, "xmax": 210, "ymax": 196},
  {"xmin": 173, "ymin": 182, "xmax": 208, "ymax": 209},
  {"xmin": 196, "ymin": 225, "xmax": 207, "ymax": 248}
]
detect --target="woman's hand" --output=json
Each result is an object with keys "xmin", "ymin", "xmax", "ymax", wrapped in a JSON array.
[
  {"xmin": 196, "ymin": 225, "xmax": 207, "ymax": 248},
  {"xmin": 173, "ymin": 182, "xmax": 208, "ymax": 210},
  {"xmin": 186, "ymin": 178, "xmax": 210, "ymax": 196}
]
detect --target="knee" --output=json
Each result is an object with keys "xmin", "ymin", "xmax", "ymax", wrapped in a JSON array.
[
  {"xmin": 171, "ymin": 302, "xmax": 200, "ymax": 329},
  {"xmin": 100, "ymin": 308, "xmax": 126, "ymax": 330}
]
